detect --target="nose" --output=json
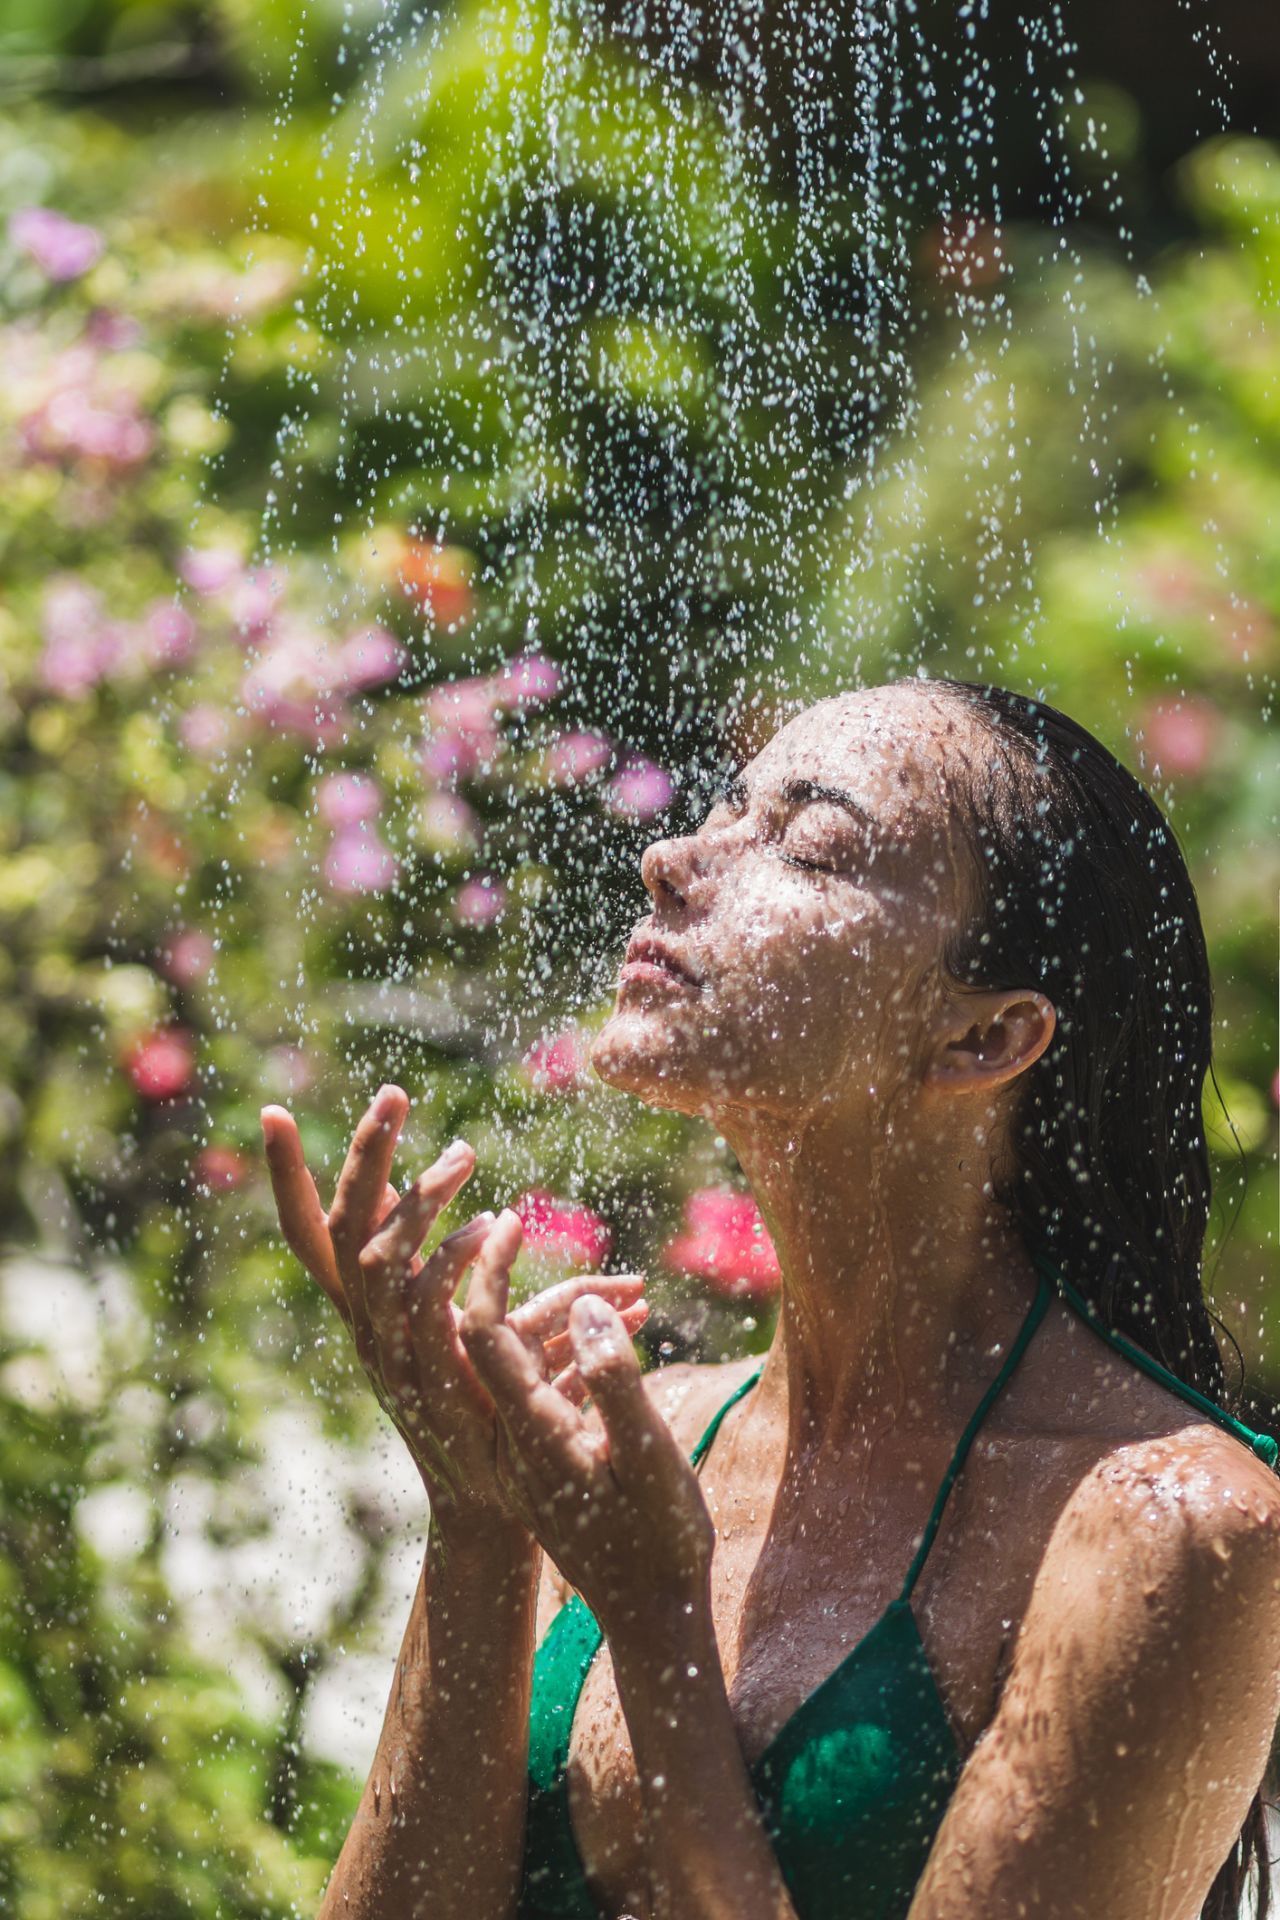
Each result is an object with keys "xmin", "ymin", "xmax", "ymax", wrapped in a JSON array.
[{"xmin": 640, "ymin": 832, "xmax": 701, "ymax": 907}]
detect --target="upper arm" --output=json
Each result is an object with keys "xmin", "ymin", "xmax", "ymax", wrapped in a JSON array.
[{"xmin": 909, "ymin": 1433, "xmax": 1280, "ymax": 1920}]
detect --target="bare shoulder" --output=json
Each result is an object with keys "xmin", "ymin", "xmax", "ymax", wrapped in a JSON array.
[
  {"xmin": 639, "ymin": 1351, "xmax": 763, "ymax": 1453},
  {"xmin": 1024, "ymin": 1421, "xmax": 1280, "ymax": 1660}
]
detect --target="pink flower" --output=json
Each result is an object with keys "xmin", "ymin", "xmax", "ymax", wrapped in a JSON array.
[
  {"xmin": 179, "ymin": 704, "xmax": 232, "ymax": 758},
  {"xmin": 421, "ymin": 792, "xmax": 480, "ymax": 855},
  {"xmin": 544, "ymin": 729, "xmax": 613, "ymax": 786},
  {"xmin": 143, "ymin": 600, "xmax": 199, "ymax": 668},
  {"xmin": 124, "ymin": 1027, "xmax": 196, "ymax": 1102},
  {"xmin": 522, "ymin": 1028, "xmax": 587, "ymax": 1095},
  {"xmin": 180, "ymin": 546, "xmax": 243, "ymax": 596},
  {"xmin": 240, "ymin": 623, "xmax": 346, "ymax": 744},
  {"xmin": 11, "ymin": 207, "xmax": 104, "ymax": 282},
  {"xmin": 27, "ymin": 386, "xmax": 152, "ymax": 469},
  {"xmin": 422, "ymin": 723, "xmax": 502, "ymax": 785},
  {"xmin": 664, "ymin": 1188, "xmax": 781, "ymax": 1301},
  {"xmin": 604, "ymin": 756, "xmax": 675, "ymax": 820},
  {"xmin": 159, "ymin": 929, "xmax": 215, "ymax": 987},
  {"xmin": 1137, "ymin": 557, "xmax": 1201, "ymax": 614},
  {"xmin": 514, "ymin": 1189, "xmax": 611, "ymax": 1269},
  {"xmin": 454, "ymin": 876, "xmax": 506, "ymax": 926},
  {"xmin": 38, "ymin": 575, "xmax": 124, "ymax": 695},
  {"xmin": 226, "ymin": 569, "xmax": 282, "ymax": 639},
  {"xmin": 265, "ymin": 1045, "xmax": 314, "ymax": 1096},
  {"xmin": 84, "ymin": 308, "xmax": 142, "ymax": 350},
  {"xmin": 339, "ymin": 624, "xmax": 406, "ymax": 692},
  {"xmin": 323, "ymin": 825, "xmax": 399, "ymax": 895},
  {"xmin": 1140, "ymin": 695, "xmax": 1222, "ymax": 780},
  {"xmin": 316, "ymin": 771, "xmax": 382, "ymax": 828},
  {"xmin": 497, "ymin": 650, "xmax": 562, "ymax": 710},
  {"xmin": 424, "ymin": 675, "xmax": 505, "ymax": 732},
  {"xmin": 192, "ymin": 1145, "xmax": 247, "ymax": 1193}
]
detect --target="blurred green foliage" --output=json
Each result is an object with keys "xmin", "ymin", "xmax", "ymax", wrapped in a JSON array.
[{"xmin": 0, "ymin": 1, "xmax": 1276, "ymax": 1912}]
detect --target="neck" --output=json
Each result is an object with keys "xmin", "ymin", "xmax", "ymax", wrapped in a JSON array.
[{"xmin": 721, "ymin": 1102, "xmax": 1042, "ymax": 1457}]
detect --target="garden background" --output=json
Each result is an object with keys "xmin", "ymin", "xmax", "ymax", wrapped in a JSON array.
[{"xmin": 0, "ymin": 0, "xmax": 1278, "ymax": 1912}]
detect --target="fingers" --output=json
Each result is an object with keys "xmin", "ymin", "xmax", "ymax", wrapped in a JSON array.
[
  {"xmin": 462, "ymin": 1214, "xmax": 588, "ymax": 1468},
  {"xmin": 327, "ymin": 1084, "xmax": 411, "ymax": 1269},
  {"xmin": 542, "ymin": 1296, "xmax": 648, "ymax": 1369},
  {"xmin": 461, "ymin": 1206, "xmax": 522, "ymax": 1331},
  {"xmin": 567, "ymin": 1295, "xmax": 673, "ymax": 1491},
  {"xmin": 261, "ymin": 1106, "xmax": 344, "ymax": 1314},
  {"xmin": 360, "ymin": 1140, "xmax": 477, "ymax": 1294},
  {"xmin": 509, "ymin": 1271, "xmax": 645, "ymax": 1344}
]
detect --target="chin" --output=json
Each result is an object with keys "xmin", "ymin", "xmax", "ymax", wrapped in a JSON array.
[{"xmin": 588, "ymin": 1006, "xmax": 716, "ymax": 1116}]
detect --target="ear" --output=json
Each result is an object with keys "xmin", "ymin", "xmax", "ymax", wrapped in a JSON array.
[{"xmin": 922, "ymin": 988, "xmax": 1056, "ymax": 1096}]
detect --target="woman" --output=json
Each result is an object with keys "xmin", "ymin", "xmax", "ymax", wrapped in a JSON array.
[{"xmin": 262, "ymin": 677, "xmax": 1280, "ymax": 1920}]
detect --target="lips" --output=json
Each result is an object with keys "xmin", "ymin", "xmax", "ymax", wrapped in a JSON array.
[{"xmin": 621, "ymin": 934, "xmax": 702, "ymax": 989}]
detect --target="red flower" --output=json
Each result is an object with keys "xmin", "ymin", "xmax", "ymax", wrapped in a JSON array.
[
  {"xmin": 664, "ymin": 1188, "xmax": 781, "ymax": 1300},
  {"xmin": 192, "ymin": 1145, "xmax": 247, "ymax": 1192},
  {"xmin": 124, "ymin": 1027, "xmax": 196, "ymax": 1102},
  {"xmin": 521, "ymin": 1028, "xmax": 587, "ymax": 1095},
  {"xmin": 513, "ymin": 1189, "xmax": 611, "ymax": 1270}
]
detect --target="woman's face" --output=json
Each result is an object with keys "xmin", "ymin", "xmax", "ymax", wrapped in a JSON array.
[{"xmin": 589, "ymin": 684, "xmax": 980, "ymax": 1127}]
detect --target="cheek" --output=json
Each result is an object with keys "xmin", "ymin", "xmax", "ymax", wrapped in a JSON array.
[{"xmin": 717, "ymin": 878, "xmax": 876, "ymax": 1018}]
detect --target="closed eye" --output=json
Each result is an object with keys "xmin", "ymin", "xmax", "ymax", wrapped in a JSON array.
[{"xmin": 780, "ymin": 852, "xmax": 839, "ymax": 875}]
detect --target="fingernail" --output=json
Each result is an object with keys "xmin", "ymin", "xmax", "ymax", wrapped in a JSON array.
[
  {"xmin": 575, "ymin": 1295, "xmax": 613, "ymax": 1337},
  {"xmin": 449, "ymin": 1211, "xmax": 494, "ymax": 1242},
  {"xmin": 440, "ymin": 1138, "xmax": 471, "ymax": 1167}
]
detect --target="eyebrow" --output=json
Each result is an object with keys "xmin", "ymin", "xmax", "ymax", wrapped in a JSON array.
[{"xmin": 718, "ymin": 772, "xmax": 875, "ymax": 832}]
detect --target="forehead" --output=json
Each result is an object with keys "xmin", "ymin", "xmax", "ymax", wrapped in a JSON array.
[{"xmin": 747, "ymin": 687, "xmax": 978, "ymax": 832}]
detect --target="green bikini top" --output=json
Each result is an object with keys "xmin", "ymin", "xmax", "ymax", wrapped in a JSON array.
[{"xmin": 517, "ymin": 1252, "xmax": 1277, "ymax": 1920}]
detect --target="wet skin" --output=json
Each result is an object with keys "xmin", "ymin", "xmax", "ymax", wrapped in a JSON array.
[{"xmin": 269, "ymin": 681, "xmax": 1280, "ymax": 1920}]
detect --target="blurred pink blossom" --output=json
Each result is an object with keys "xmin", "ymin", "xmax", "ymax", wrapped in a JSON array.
[
  {"xmin": 1141, "ymin": 695, "xmax": 1222, "ymax": 779},
  {"xmin": 143, "ymin": 600, "xmax": 199, "ymax": 667},
  {"xmin": 24, "ymin": 382, "xmax": 153, "ymax": 470},
  {"xmin": 514, "ymin": 1189, "xmax": 611, "ymax": 1269},
  {"xmin": 265, "ymin": 1045, "xmax": 314, "ymax": 1097},
  {"xmin": 605, "ymin": 756, "xmax": 675, "ymax": 819},
  {"xmin": 498, "ymin": 650, "xmax": 562, "ymax": 710},
  {"xmin": 180, "ymin": 546, "xmax": 244, "ymax": 595},
  {"xmin": 424, "ymin": 674, "xmax": 505, "ymax": 731},
  {"xmin": 544, "ymin": 729, "xmax": 613, "ymax": 785},
  {"xmin": 521, "ymin": 1028, "xmax": 588, "ymax": 1095},
  {"xmin": 316, "ymin": 771, "xmax": 382, "ymax": 828},
  {"xmin": 240, "ymin": 623, "xmax": 347, "ymax": 744},
  {"xmin": 159, "ymin": 928, "xmax": 215, "ymax": 987},
  {"xmin": 422, "ymin": 723, "xmax": 501, "ymax": 785},
  {"xmin": 454, "ymin": 875, "xmax": 506, "ymax": 926},
  {"xmin": 339, "ymin": 624, "xmax": 406, "ymax": 692},
  {"xmin": 226, "ymin": 569, "xmax": 282, "ymax": 638},
  {"xmin": 1138, "ymin": 556, "xmax": 1201, "ymax": 613},
  {"xmin": 84, "ymin": 308, "xmax": 143, "ymax": 350},
  {"xmin": 664, "ymin": 1188, "xmax": 781, "ymax": 1301},
  {"xmin": 179, "ymin": 704, "xmax": 232, "ymax": 758},
  {"xmin": 124, "ymin": 1027, "xmax": 196, "ymax": 1102},
  {"xmin": 38, "ymin": 576, "xmax": 122, "ymax": 695},
  {"xmin": 10, "ymin": 206, "xmax": 104, "ymax": 282},
  {"xmin": 323, "ymin": 824, "xmax": 399, "ymax": 895},
  {"xmin": 192, "ymin": 1145, "xmax": 248, "ymax": 1193}
]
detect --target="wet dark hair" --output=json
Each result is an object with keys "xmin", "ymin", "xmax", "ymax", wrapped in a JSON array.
[{"xmin": 927, "ymin": 676, "xmax": 1277, "ymax": 1920}]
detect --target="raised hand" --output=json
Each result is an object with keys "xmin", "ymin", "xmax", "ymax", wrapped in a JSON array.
[
  {"xmin": 460, "ymin": 1247, "xmax": 715, "ymax": 1637},
  {"xmin": 261, "ymin": 1084, "xmax": 648, "ymax": 1544}
]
